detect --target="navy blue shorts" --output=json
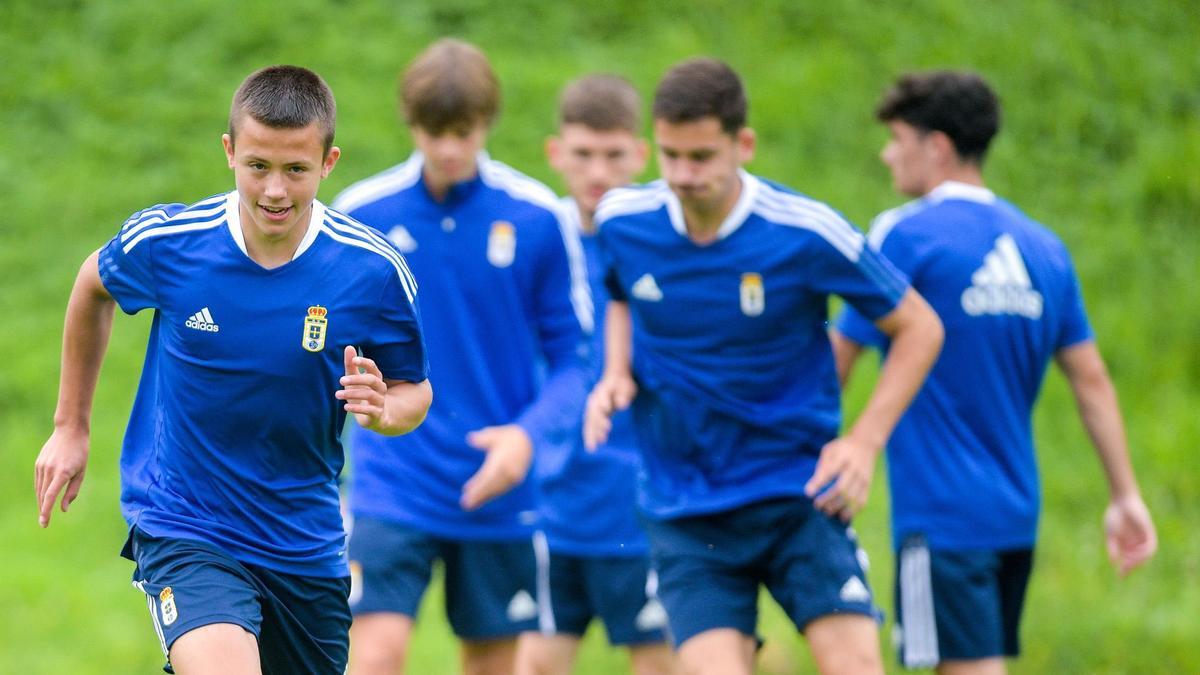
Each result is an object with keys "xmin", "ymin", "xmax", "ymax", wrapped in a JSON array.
[
  {"xmin": 123, "ymin": 527, "xmax": 351, "ymax": 675},
  {"xmin": 641, "ymin": 497, "xmax": 880, "ymax": 647},
  {"xmin": 531, "ymin": 531, "xmax": 668, "ymax": 646},
  {"xmin": 895, "ymin": 535, "xmax": 1033, "ymax": 668},
  {"xmin": 347, "ymin": 517, "xmax": 538, "ymax": 640}
]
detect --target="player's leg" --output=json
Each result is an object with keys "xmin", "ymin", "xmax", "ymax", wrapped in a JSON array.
[
  {"xmin": 124, "ymin": 528, "xmax": 266, "ymax": 675},
  {"xmin": 444, "ymin": 538, "xmax": 539, "ymax": 675},
  {"xmin": 763, "ymin": 499, "xmax": 882, "ymax": 675},
  {"xmin": 582, "ymin": 556, "xmax": 675, "ymax": 675},
  {"xmin": 640, "ymin": 511, "xmax": 763, "ymax": 675},
  {"xmin": 515, "ymin": 539, "xmax": 589, "ymax": 675},
  {"xmin": 933, "ymin": 548, "xmax": 1032, "ymax": 675},
  {"xmin": 169, "ymin": 624, "xmax": 261, "ymax": 675},
  {"xmin": 346, "ymin": 517, "xmax": 440, "ymax": 675}
]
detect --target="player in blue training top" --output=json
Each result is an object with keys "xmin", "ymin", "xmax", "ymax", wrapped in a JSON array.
[
  {"xmin": 514, "ymin": 75, "xmax": 677, "ymax": 675},
  {"xmin": 584, "ymin": 58, "xmax": 944, "ymax": 675},
  {"xmin": 831, "ymin": 70, "xmax": 1158, "ymax": 674},
  {"xmin": 33, "ymin": 65, "xmax": 432, "ymax": 675},
  {"xmin": 333, "ymin": 39, "xmax": 592, "ymax": 675}
]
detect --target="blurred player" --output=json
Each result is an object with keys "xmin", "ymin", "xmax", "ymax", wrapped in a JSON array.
[
  {"xmin": 514, "ymin": 75, "xmax": 676, "ymax": 675},
  {"xmin": 34, "ymin": 65, "xmax": 431, "ymax": 674},
  {"xmin": 831, "ymin": 70, "xmax": 1157, "ymax": 674},
  {"xmin": 584, "ymin": 57, "xmax": 944, "ymax": 675},
  {"xmin": 334, "ymin": 39, "xmax": 591, "ymax": 675}
]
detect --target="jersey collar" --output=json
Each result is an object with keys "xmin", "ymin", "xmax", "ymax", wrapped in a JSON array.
[
  {"xmin": 225, "ymin": 190, "xmax": 324, "ymax": 261},
  {"xmin": 666, "ymin": 169, "xmax": 760, "ymax": 242},
  {"xmin": 928, "ymin": 180, "xmax": 995, "ymax": 205}
]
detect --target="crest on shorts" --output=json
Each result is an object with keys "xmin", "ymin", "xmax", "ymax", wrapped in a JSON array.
[
  {"xmin": 303, "ymin": 305, "xmax": 328, "ymax": 353},
  {"xmin": 487, "ymin": 221, "xmax": 516, "ymax": 268},
  {"xmin": 159, "ymin": 587, "xmax": 179, "ymax": 626},
  {"xmin": 740, "ymin": 272, "xmax": 765, "ymax": 317}
]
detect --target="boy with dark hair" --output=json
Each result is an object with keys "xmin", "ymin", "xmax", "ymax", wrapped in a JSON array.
[
  {"xmin": 514, "ymin": 74, "xmax": 675, "ymax": 675},
  {"xmin": 335, "ymin": 39, "xmax": 592, "ymax": 675},
  {"xmin": 585, "ymin": 57, "xmax": 945, "ymax": 675},
  {"xmin": 832, "ymin": 69, "xmax": 1157, "ymax": 674},
  {"xmin": 35, "ymin": 64, "xmax": 431, "ymax": 674}
]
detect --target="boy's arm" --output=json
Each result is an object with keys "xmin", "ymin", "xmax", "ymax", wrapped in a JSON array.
[
  {"xmin": 584, "ymin": 300, "xmax": 636, "ymax": 450},
  {"xmin": 829, "ymin": 330, "xmax": 867, "ymax": 389},
  {"xmin": 806, "ymin": 288, "xmax": 943, "ymax": 520},
  {"xmin": 35, "ymin": 251, "xmax": 116, "ymax": 527},
  {"xmin": 1055, "ymin": 341, "xmax": 1157, "ymax": 575},
  {"xmin": 337, "ymin": 345, "xmax": 432, "ymax": 436}
]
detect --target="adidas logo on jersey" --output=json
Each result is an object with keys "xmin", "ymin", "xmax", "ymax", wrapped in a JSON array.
[
  {"xmin": 839, "ymin": 576, "xmax": 872, "ymax": 603},
  {"xmin": 961, "ymin": 234, "xmax": 1044, "ymax": 319},
  {"xmin": 184, "ymin": 307, "xmax": 220, "ymax": 333},
  {"xmin": 631, "ymin": 273, "xmax": 663, "ymax": 302},
  {"xmin": 387, "ymin": 225, "xmax": 418, "ymax": 253},
  {"xmin": 506, "ymin": 589, "xmax": 538, "ymax": 622}
]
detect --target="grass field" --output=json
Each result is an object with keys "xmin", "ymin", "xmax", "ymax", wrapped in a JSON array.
[{"xmin": 2, "ymin": 1, "xmax": 1197, "ymax": 672}]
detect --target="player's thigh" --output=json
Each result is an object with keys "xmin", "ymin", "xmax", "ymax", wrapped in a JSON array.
[
  {"xmin": 640, "ymin": 513, "xmax": 761, "ymax": 648},
  {"xmin": 252, "ymin": 567, "xmax": 352, "ymax": 675},
  {"xmin": 126, "ymin": 528, "xmax": 264, "ymax": 670},
  {"xmin": 628, "ymin": 641, "xmax": 679, "ymax": 675},
  {"xmin": 761, "ymin": 499, "xmax": 880, "ymax": 632},
  {"xmin": 514, "ymin": 632, "xmax": 580, "ymax": 675},
  {"xmin": 443, "ymin": 537, "xmax": 539, "ymax": 640},
  {"xmin": 676, "ymin": 628, "xmax": 756, "ymax": 675},
  {"xmin": 170, "ymin": 623, "xmax": 261, "ymax": 675},
  {"xmin": 346, "ymin": 517, "xmax": 439, "ymax": 618},
  {"xmin": 583, "ymin": 555, "xmax": 668, "ymax": 647},
  {"xmin": 805, "ymin": 614, "xmax": 884, "ymax": 675}
]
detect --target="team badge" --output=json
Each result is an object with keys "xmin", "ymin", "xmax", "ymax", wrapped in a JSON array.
[
  {"xmin": 159, "ymin": 587, "xmax": 178, "ymax": 626},
  {"xmin": 487, "ymin": 221, "xmax": 516, "ymax": 268},
  {"xmin": 302, "ymin": 305, "xmax": 328, "ymax": 353},
  {"xmin": 740, "ymin": 272, "xmax": 765, "ymax": 316}
]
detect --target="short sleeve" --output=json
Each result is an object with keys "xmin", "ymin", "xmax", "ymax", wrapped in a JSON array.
[
  {"xmin": 96, "ymin": 204, "xmax": 186, "ymax": 314},
  {"xmin": 804, "ymin": 217, "xmax": 910, "ymax": 322},
  {"xmin": 1054, "ymin": 251, "xmax": 1094, "ymax": 350},
  {"xmin": 365, "ymin": 269, "xmax": 429, "ymax": 383}
]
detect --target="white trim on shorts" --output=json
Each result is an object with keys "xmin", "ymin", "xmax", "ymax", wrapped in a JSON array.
[
  {"xmin": 899, "ymin": 541, "xmax": 940, "ymax": 668},
  {"xmin": 133, "ymin": 579, "xmax": 170, "ymax": 659},
  {"xmin": 532, "ymin": 530, "xmax": 557, "ymax": 634}
]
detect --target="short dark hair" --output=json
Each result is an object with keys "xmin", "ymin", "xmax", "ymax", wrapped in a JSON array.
[
  {"xmin": 652, "ymin": 58, "xmax": 746, "ymax": 134},
  {"xmin": 876, "ymin": 70, "xmax": 1001, "ymax": 163},
  {"xmin": 229, "ymin": 65, "xmax": 336, "ymax": 154},
  {"xmin": 401, "ymin": 38, "xmax": 500, "ymax": 133},
  {"xmin": 558, "ymin": 74, "xmax": 642, "ymax": 133}
]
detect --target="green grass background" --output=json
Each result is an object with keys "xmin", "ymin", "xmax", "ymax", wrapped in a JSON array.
[{"xmin": 2, "ymin": 1, "xmax": 1197, "ymax": 672}]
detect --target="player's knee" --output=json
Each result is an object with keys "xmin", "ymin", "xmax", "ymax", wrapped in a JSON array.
[{"xmin": 348, "ymin": 616, "xmax": 411, "ymax": 674}]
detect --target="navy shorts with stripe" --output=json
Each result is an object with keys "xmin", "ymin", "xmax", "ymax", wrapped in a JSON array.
[
  {"xmin": 641, "ymin": 497, "xmax": 880, "ymax": 647},
  {"xmin": 123, "ymin": 527, "xmax": 351, "ymax": 675},
  {"xmin": 347, "ymin": 516, "xmax": 538, "ymax": 640},
  {"xmin": 532, "ymin": 532, "xmax": 668, "ymax": 646},
  {"xmin": 895, "ymin": 534, "xmax": 1034, "ymax": 668}
]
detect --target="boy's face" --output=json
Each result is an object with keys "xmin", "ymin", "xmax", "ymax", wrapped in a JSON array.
[
  {"xmin": 223, "ymin": 116, "xmax": 339, "ymax": 247},
  {"xmin": 880, "ymin": 120, "xmax": 939, "ymax": 197},
  {"xmin": 547, "ymin": 123, "xmax": 647, "ymax": 216},
  {"xmin": 412, "ymin": 120, "xmax": 488, "ymax": 188},
  {"xmin": 654, "ymin": 116, "xmax": 754, "ymax": 218}
]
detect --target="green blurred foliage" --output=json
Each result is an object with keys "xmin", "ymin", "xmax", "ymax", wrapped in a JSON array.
[{"xmin": 1, "ymin": 0, "xmax": 1196, "ymax": 672}]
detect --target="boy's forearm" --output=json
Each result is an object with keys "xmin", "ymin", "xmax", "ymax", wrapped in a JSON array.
[{"xmin": 54, "ymin": 252, "xmax": 117, "ymax": 432}]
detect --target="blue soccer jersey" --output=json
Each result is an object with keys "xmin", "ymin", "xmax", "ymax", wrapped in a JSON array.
[
  {"xmin": 533, "ymin": 197, "xmax": 647, "ymax": 557},
  {"xmin": 596, "ymin": 171, "xmax": 909, "ymax": 520},
  {"xmin": 835, "ymin": 181, "xmax": 1093, "ymax": 550},
  {"xmin": 98, "ymin": 192, "xmax": 428, "ymax": 577},
  {"xmin": 334, "ymin": 153, "xmax": 592, "ymax": 541}
]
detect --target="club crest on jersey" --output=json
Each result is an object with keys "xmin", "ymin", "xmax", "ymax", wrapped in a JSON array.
[
  {"xmin": 740, "ymin": 272, "xmax": 765, "ymax": 316},
  {"xmin": 487, "ymin": 221, "xmax": 516, "ymax": 268},
  {"xmin": 302, "ymin": 305, "xmax": 328, "ymax": 353},
  {"xmin": 159, "ymin": 587, "xmax": 178, "ymax": 626}
]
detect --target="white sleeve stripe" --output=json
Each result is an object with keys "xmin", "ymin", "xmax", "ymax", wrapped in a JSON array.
[
  {"xmin": 867, "ymin": 197, "xmax": 929, "ymax": 249},
  {"xmin": 753, "ymin": 201, "xmax": 864, "ymax": 261},
  {"xmin": 755, "ymin": 189, "xmax": 865, "ymax": 255},
  {"xmin": 478, "ymin": 159, "xmax": 562, "ymax": 212},
  {"xmin": 331, "ymin": 158, "xmax": 423, "ymax": 214},
  {"xmin": 120, "ymin": 202, "xmax": 226, "ymax": 243},
  {"xmin": 323, "ymin": 213, "xmax": 418, "ymax": 297},
  {"xmin": 594, "ymin": 186, "xmax": 670, "ymax": 225},
  {"xmin": 553, "ymin": 206, "xmax": 595, "ymax": 334},
  {"xmin": 319, "ymin": 224, "xmax": 416, "ymax": 303},
  {"xmin": 122, "ymin": 219, "xmax": 225, "ymax": 254}
]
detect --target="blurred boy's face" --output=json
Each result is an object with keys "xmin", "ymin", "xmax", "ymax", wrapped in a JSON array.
[
  {"xmin": 880, "ymin": 120, "xmax": 939, "ymax": 197},
  {"xmin": 223, "ymin": 116, "xmax": 339, "ymax": 250},
  {"xmin": 654, "ymin": 116, "xmax": 754, "ymax": 221},
  {"xmin": 413, "ymin": 119, "xmax": 488, "ymax": 190},
  {"xmin": 547, "ymin": 124, "xmax": 647, "ymax": 219}
]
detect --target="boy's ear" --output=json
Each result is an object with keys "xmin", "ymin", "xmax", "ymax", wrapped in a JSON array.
[{"xmin": 545, "ymin": 135, "xmax": 563, "ymax": 169}]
